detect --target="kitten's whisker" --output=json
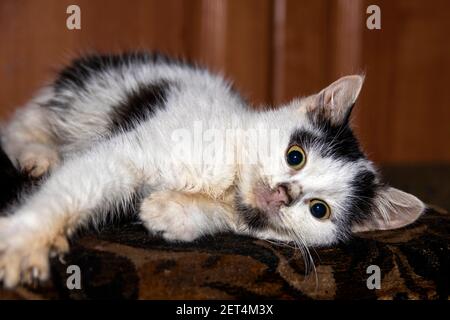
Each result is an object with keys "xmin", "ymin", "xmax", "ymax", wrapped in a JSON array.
[{"xmin": 278, "ymin": 211, "xmax": 318, "ymax": 289}]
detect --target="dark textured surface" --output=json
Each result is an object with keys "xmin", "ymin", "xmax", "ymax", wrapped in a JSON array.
[{"xmin": 0, "ymin": 147, "xmax": 448, "ymax": 300}]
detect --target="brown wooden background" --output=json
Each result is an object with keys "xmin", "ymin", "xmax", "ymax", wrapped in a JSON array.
[{"xmin": 0, "ymin": 0, "xmax": 449, "ymax": 164}]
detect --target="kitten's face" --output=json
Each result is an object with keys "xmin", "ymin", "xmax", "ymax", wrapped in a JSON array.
[{"xmin": 236, "ymin": 75, "xmax": 425, "ymax": 247}]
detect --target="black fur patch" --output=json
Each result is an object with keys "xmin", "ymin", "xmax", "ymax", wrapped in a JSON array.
[
  {"xmin": 234, "ymin": 193, "xmax": 269, "ymax": 231},
  {"xmin": 318, "ymin": 124, "xmax": 364, "ymax": 161},
  {"xmin": 303, "ymin": 104, "xmax": 364, "ymax": 161},
  {"xmin": 289, "ymin": 128, "xmax": 363, "ymax": 162},
  {"xmin": 53, "ymin": 52, "xmax": 190, "ymax": 93},
  {"xmin": 341, "ymin": 170, "xmax": 378, "ymax": 231},
  {"xmin": 108, "ymin": 81, "xmax": 170, "ymax": 133}
]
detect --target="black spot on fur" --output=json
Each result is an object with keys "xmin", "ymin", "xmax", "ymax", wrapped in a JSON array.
[
  {"xmin": 234, "ymin": 193, "xmax": 269, "ymax": 231},
  {"xmin": 319, "ymin": 124, "xmax": 364, "ymax": 161},
  {"xmin": 289, "ymin": 126, "xmax": 364, "ymax": 162},
  {"xmin": 289, "ymin": 130, "xmax": 320, "ymax": 153},
  {"xmin": 41, "ymin": 52, "xmax": 205, "ymax": 113},
  {"xmin": 344, "ymin": 170, "xmax": 377, "ymax": 226},
  {"xmin": 53, "ymin": 52, "xmax": 192, "ymax": 93},
  {"xmin": 302, "ymin": 103, "xmax": 364, "ymax": 161},
  {"xmin": 108, "ymin": 81, "xmax": 170, "ymax": 133}
]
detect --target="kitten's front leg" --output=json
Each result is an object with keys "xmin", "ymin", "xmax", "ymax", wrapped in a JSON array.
[
  {"xmin": 140, "ymin": 191, "xmax": 235, "ymax": 242},
  {"xmin": 0, "ymin": 141, "xmax": 142, "ymax": 288}
]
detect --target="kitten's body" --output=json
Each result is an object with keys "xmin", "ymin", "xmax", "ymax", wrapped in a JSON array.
[{"xmin": 0, "ymin": 53, "xmax": 424, "ymax": 287}]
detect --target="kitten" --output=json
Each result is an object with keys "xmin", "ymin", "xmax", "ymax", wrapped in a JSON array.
[{"xmin": 0, "ymin": 52, "xmax": 424, "ymax": 287}]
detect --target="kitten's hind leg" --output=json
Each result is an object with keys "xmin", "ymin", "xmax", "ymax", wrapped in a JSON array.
[
  {"xmin": 1, "ymin": 88, "xmax": 60, "ymax": 178},
  {"xmin": 140, "ymin": 191, "xmax": 234, "ymax": 242}
]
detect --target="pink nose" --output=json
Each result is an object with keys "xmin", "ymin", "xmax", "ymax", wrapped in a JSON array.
[
  {"xmin": 272, "ymin": 184, "xmax": 291, "ymax": 206},
  {"xmin": 255, "ymin": 184, "xmax": 292, "ymax": 213}
]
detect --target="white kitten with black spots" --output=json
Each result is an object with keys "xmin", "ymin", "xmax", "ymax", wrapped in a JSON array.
[{"xmin": 0, "ymin": 52, "xmax": 425, "ymax": 287}]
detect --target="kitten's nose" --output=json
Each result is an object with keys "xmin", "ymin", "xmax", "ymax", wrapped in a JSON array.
[{"xmin": 275, "ymin": 184, "xmax": 292, "ymax": 206}]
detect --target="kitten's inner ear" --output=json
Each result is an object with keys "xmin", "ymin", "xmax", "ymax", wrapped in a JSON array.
[
  {"xmin": 307, "ymin": 74, "xmax": 365, "ymax": 125},
  {"xmin": 351, "ymin": 187, "xmax": 426, "ymax": 233}
]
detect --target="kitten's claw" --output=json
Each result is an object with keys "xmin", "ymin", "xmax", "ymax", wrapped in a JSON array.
[
  {"xmin": 58, "ymin": 254, "xmax": 67, "ymax": 264},
  {"xmin": 32, "ymin": 267, "xmax": 40, "ymax": 279}
]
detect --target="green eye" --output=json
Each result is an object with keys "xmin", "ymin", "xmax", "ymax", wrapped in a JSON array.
[
  {"xmin": 286, "ymin": 145, "xmax": 306, "ymax": 170},
  {"xmin": 309, "ymin": 199, "xmax": 331, "ymax": 220}
]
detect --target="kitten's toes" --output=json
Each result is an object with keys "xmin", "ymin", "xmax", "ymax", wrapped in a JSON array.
[
  {"xmin": 18, "ymin": 144, "xmax": 59, "ymax": 178},
  {"xmin": 18, "ymin": 249, "xmax": 50, "ymax": 286},
  {"xmin": 0, "ymin": 253, "xmax": 21, "ymax": 288},
  {"xmin": 140, "ymin": 194, "xmax": 202, "ymax": 242},
  {"xmin": 0, "ymin": 243, "xmax": 49, "ymax": 288},
  {"xmin": 0, "ymin": 248, "xmax": 50, "ymax": 288},
  {"xmin": 0, "ymin": 218, "xmax": 68, "ymax": 288}
]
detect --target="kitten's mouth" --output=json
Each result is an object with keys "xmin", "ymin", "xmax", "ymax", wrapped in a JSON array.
[{"xmin": 254, "ymin": 183, "xmax": 292, "ymax": 216}]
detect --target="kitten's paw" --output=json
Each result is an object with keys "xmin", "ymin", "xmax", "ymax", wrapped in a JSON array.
[
  {"xmin": 0, "ymin": 218, "xmax": 69, "ymax": 288},
  {"xmin": 18, "ymin": 144, "xmax": 59, "ymax": 178},
  {"xmin": 140, "ymin": 192, "xmax": 203, "ymax": 242}
]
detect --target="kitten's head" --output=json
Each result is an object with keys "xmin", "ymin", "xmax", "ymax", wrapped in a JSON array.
[{"xmin": 236, "ymin": 75, "xmax": 425, "ymax": 247}]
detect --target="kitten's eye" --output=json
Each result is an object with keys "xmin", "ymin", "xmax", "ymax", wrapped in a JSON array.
[
  {"xmin": 286, "ymin": 145, "xmax": 306, "ymax": 170},
  {"xmin": 309, "ymin": 199, "xmax": 331, "ymax": 220}
]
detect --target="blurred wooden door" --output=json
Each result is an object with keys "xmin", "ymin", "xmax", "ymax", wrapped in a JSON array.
[{"xmin": 0, "ymin": 0, "xmax": 449, "ymax": 164}]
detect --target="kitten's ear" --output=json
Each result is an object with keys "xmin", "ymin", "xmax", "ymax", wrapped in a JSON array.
[
  {"xmin": 307, "ymin": 75, "xmax": 365, "ymax": 125},
  {"xmin": 351, "ymin": 187, "xmax": 426, "ymax": 233}
]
